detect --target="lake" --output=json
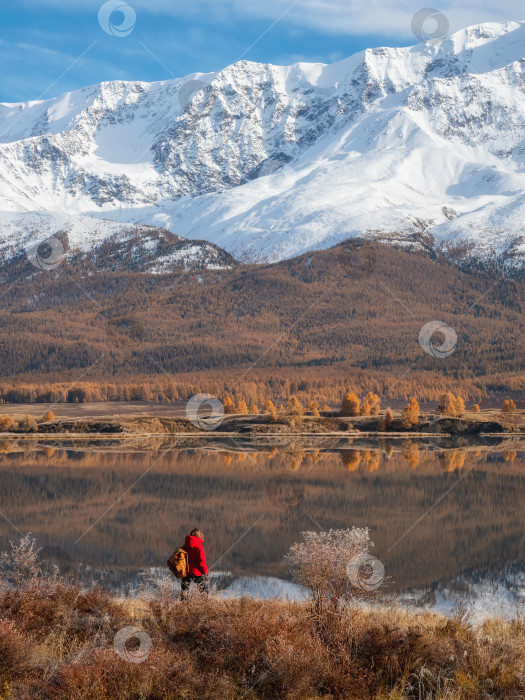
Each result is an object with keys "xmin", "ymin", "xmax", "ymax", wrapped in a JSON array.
[{"xmin": 0, "ymin": 434, "xmax": 524, "ymax": 618}]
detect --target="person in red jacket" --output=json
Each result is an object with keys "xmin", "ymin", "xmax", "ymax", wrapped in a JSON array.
[{"xmin": 181, "ymin": 528, "xmax": 209, "ymax": 600}]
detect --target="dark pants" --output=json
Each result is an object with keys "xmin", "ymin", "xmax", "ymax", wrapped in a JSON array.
[{"xmin": 180, "ymin": 575, "xmax": 209, "ymax": 600}]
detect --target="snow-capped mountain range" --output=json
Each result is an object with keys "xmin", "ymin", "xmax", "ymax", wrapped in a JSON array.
[{"xmin": 2, "ymin": 19, "xmax": 525, "ymax": 271}]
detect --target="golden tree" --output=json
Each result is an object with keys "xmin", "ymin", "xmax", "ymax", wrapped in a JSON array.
[
  {"xmin": 42, "ymin": 410, "xmax": 55, "ymax": 422},
  {"xmin": 359, "ymin": 398, "xmax": 371, "ymax": 416},
  {"xmin": 366, "ymin": 392, "xmax": 381, "ymax": 415},
  {"xmin": 402, "ymin": 397, "xmax": 419, "ymax": 428},
  {"xmin": 438, "ymin": 393, "xmax": 465, "ymax": 418},
  {"xmin": 235, "ymin": 399, "xmax": 248, "ymax": 414},
  {"xmin": 0, "ymin": 415, "xmax": 14, "ymax": 432},
  {"xmin": 249, "ymin": 404, "xmax": 259, "ymax": 415},
  {"xmin": 501, "ymin": 399, "xmax": 517, "ymax": 413},
  {"xmin": 472, "ymin": 404, "xmax": 480, "ymax": 413},
  {"xmin": 265, "ymin": 399, "xmax": 278, "ymax": 423},
  {"xmin": 222, "ymin": 395, "xmax": 235, "ymax": 414},
  {"xmin": 265, "ymin": 399, "xmax": 276, "ymax": 413},
  {"xmin": 288, "ymin": 395, "xmax": 305, "ymax": 416},
  {"xmin": 308, "ymin": 400, "xmax": 320, "ymax": 417},
  {"xmin": 341, "ymin": 393, "xmax": 360, "ymax": 417}
]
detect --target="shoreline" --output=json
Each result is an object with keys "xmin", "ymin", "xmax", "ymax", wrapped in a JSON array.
[{"xmin": 2, "ymin": 430, "xmax": 525, "ymax": 439}]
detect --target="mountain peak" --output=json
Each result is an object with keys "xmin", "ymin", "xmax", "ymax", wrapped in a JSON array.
[{"xmin": 1, "ymin": 19, "xmax": 525, "ymax": 272}]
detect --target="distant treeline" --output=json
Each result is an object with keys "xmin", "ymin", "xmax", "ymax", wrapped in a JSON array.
[{"xmin": 0, "ymin": 368, "xmax": 522, "ymax": 405}]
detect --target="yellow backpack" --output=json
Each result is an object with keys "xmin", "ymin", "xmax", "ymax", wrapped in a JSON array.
[{"xmin": 167, "ymin": 547, "xmax": 189, "ymax": 579}]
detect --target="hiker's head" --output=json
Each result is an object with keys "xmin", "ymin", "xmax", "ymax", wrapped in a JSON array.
[{"xmin": 190, "ymin": 528, "xmax": 204, "ymax": 540}]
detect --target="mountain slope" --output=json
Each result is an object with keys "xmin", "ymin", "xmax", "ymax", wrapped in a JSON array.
[
  {"xmin": 0, "ymin": 242, "xmax": 523, "ymax": 400},
  {"xmin": 0, "ymin": 213, "xmax": 236, "ymax": 275},
  {"xmin": 1, "ymin": 20, "xmax": 525, "ymax": 268}
]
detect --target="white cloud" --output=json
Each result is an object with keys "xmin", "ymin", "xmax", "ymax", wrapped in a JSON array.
[{"xmin": 24, "ymin": 0, "xmax": 525, "ymax": 39}]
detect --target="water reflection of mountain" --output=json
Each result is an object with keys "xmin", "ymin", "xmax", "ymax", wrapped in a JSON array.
[{"xmin": 0, "ymin": 439, "xmax": 524, "ymax": 597}]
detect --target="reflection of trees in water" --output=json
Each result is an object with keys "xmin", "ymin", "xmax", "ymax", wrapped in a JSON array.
[
  {"xmin": 402, "ymin": 441, "xmax": 420, "ymax": 469},
  {"xmin": 441, "ymin": 451, "xmax": 466, "ymax": 472},
  {"xmin": 340, "ymin": 450, "xmax": 381, "ymax": 472},
  {"xmin": 0, "ymin": 442, "xmax": 524, "ymax": 591},
  {"xmin": 341, "ymin": 451, "xmax": 360, "ymax": 471}
]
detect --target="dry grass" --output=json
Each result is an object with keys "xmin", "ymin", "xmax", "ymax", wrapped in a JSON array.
[{"xmin": 0, "ymin": 580, "xmax": 524, "ymax": 699}]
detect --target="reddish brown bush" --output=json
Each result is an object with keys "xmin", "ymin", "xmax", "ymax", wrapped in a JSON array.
[{"xmin": 0, "ymin": 620, "xmax": 33, "ymax": 681}]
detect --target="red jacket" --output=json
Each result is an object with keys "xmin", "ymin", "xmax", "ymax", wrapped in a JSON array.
[{"xmin": 184, "ymin": 535, "xmax": 208, "ymax": 576}]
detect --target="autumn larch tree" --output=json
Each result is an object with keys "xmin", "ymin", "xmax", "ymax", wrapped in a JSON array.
[
  {"xmin": 308, "ymin": 400, "xmax": 320, "ymax": 417},
  {"xmin": 402, "ymin": 397, "xmax": 419, "ymax": 429},
  {"xmin": 288, "ymin": 395, "xmax": 305, "ymax": 416},
  {"xmin": 501, "ymin": 399, "xmax": 516, "ymax": 413},
  {"xmin": 265, "ymin": 398, "xmax": 278, "ymax": 422},
  {"xmin": 438, "ymin": 393, "xmax": 465, "ymax": 418},
  {"xmin": 222, "ymin": 395, "xmax": 235, "ymax": 414},
  {"xmin": 366, "ymin": 392, "xmax": 381, "ymax": 415},
  {"xmin": 359, "ymin": 398, "xmax": 371, "ymax": 416},
  {"xmin": 0, "ymin": 415, "xmax": 14, "ymax": 432},
  {"xmin": 341, "ymin": 393, "xmax": 360, "ymax": 417},
  {"xmin": 235, "ymin": 399, "xmax": 248, "ymax": 414}
]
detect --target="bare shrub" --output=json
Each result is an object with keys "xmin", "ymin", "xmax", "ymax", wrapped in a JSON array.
[
  {"xmin": 16, "ymin": 415, "xmax": 37, "ymax": 432},
  {"xmin": 285, "ymin": 528, "xmax": 377, "ymax": 614},
  {"xmin": 379, "ymin": 407, "xmax": 394, "ymax": 431},
  {"xmin": 0, "ymin": 534, "xmax": 46, "ymax": 594}
]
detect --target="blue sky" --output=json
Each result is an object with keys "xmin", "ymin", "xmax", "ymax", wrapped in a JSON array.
[{"xmin": 0, "ymin": 0, "xmax": 522, "ymax": 102}]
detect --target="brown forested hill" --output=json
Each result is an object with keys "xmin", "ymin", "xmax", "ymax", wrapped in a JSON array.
[{"xmin": 0, "ymin": 241, "xmax": 523, "ymax": 402}]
